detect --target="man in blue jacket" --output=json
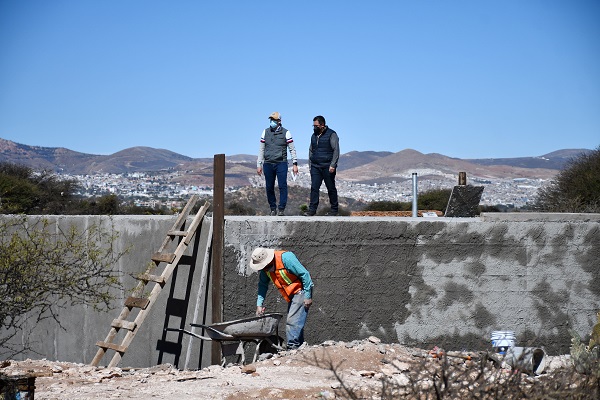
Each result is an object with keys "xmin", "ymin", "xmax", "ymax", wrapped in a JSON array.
[{"xmin": 306, "ymin": 115, "xmax": 340, "ymax": 216}]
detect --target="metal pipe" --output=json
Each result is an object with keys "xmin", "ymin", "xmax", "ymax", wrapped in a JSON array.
[{"xmin": 412, "ymin": 173, "xmax": 418, "ymax": 217}]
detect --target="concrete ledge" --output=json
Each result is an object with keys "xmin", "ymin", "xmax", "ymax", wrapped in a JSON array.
[{"xmin": 480, "ymin": 212, "xmax": 600, "ymax": 222}]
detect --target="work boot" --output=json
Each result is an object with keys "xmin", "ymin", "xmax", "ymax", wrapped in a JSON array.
[
  {"xmin": 277, "ymin": 209, "xmax": 285, "ymax": 216},
  {"xmin": 270, "ymin": 209, "xmax": 277, "ymax": 216},
  {"xmin": 326, "ymin": 211, "xmax": 338, "ymax": 216},
  {"xmin": 303, "ymin": 210, "xmax": 316, "ymax": 216}
]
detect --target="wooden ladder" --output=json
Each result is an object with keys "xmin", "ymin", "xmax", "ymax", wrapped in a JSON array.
[{"xmin": 90, "ymin": 195, "xmax": 211, "ymax": 367}]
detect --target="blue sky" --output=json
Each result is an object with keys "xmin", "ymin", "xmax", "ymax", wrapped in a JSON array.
[{"xmin": 0, "ymin": 0, "xmax": 598, "ymax": 160}]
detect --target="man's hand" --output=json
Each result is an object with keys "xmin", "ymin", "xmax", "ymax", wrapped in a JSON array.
[
  {"xmin": 329, "ymin": 166, "xmax": 335, "ymax": 173},
  {"xmin": 256, "ymin": 306, "xmax": 266, "ymax": 316},
  {"xmin": 304, "ymin": 299, "xmax": 313, "ymax": 310},
  {"xmin": 292, "ymin": 165, "xmax": 299, "ymax": 176},
  {"xmin": 257, "ymin": 167, "xmax": 263, "ymax": 176}
]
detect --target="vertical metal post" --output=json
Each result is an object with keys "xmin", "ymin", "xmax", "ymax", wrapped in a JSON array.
[
  {"xmin": 458, "ymin": 172, "xmax": 467, "ymax": 186},
  {"xmin": 412, "ymin": 173, "xmax": 418, "ymax": 218},
  {"xmin": 211, "ymin": 154, "xmax": 225, "ymax": 365}
]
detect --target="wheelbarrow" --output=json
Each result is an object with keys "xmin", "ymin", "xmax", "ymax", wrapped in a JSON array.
[{"xmin": 164, "ymin": 313, "xmax": 284, "ymax": 365}]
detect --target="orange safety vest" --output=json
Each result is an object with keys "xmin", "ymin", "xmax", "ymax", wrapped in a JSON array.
[{"xmin": 266, "ymin": 250, "xmax": 303, "ymax": 302}]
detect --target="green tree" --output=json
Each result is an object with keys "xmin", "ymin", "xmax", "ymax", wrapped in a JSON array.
[
  {"xmin": 225, "ymin": 201, "xmax": 256, "ymax": 216},
  {"xmin": 531, "ymin": 146, "xmax": 600, "ymax": 212},
  {"xmin": 363, "ymin": 201, "xmax": 411, "ymax": 212},
  {"xmin": 0, "ymin": 163, "xmax": 80, "ymax": 215},
  {"xmin": 363, "ymin": 189, "xmax": 452, "ymax": 213},
  {"xmin": 0, "ymin": 216, "xmax": 127, "ymax": 357},
  {"xmin": 418, "ymin": 188, "xmax": 452, "ymax": 212}
]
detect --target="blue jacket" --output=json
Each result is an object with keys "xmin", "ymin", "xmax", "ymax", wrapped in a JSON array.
[{"xmin": 309, "ymin": 127, "xmax": 339, "ymax": 168}]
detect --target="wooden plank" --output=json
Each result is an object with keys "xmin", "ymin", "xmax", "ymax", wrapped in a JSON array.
[
  {"xmin": 183, "ymin": 201, "xmax": 210, "ymax": 245},
  {"xmin": 151, "ymin": 252, "xmax": 176, "ymax": 264},
  {"xmin": 212, "ymin": 154, "xmax": 225, "ymax": 365},
  {"xmin": 111, "ymin": 319, "xmax": 137, "ymax": 331},
  {"xmin": 124, "ymin": 297, "xmax": 150, "ymax": 309},
  {"xmin": 167, "ymin": 230, "xmax": 188, "ymax": 237},
  {"xmin": 96, "ymin": 341, "xmax": 127, "ymax": 353},
  {"xmin": 154, "ymin": 195, "xmax": 199, "ymax": 254},
  {"xmin": 137, "ymin": 274, "xmax": 166, "ymax": 284},
  {"xmin": 183, "ymin": 220, "xmax": 213, "ymax": 370},
  {"xmin": 90, "ymin": 305, "xmax": 134, "ymax": 366}
]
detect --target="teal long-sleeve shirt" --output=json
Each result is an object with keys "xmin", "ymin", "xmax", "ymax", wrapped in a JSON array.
[{"xmin": 256, "ymin": 251, "xmax": 313, "ymax": 307}]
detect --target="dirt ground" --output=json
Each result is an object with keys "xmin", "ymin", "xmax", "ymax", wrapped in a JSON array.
[{"xmin": 0, "ymin": 338, "xmax": 576, "ymax": 400}]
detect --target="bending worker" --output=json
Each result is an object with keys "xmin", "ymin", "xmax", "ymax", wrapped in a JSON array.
[{"xmin": 249, "ymin": 247, "xmax": 313, "ymax": 350}]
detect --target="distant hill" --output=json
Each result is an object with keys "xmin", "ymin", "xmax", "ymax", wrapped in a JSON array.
[
  {"xmin": 0, "ymin": 137, "xmax": 593, "ymax": 184},
  {"xmin": 0, "ymin": 138, "xmax": 194, "ymax": 174},
  {"xmin": 465, "ymin": 149, "xmax": 591, "ymax": 170},
  {"xmin": 336, "ymin": 149, "xmax": 577, "ymax": 183}
]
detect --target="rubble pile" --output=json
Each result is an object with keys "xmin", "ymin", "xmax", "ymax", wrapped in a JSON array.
[{"xmin": 0, "ymin": 338, "xmax": 576, "ymax": 400}]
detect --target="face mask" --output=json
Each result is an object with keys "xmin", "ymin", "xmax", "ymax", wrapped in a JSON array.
[{"xmin": 270, "ymin": 120, "xmax": 278, "ymax": 129}]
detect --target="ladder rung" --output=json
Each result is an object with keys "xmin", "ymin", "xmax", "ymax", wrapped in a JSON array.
[
  {"xmin": 151, "ymin": 252, "xmax": 176, "ymax": 263},
  {"xmin": 124, "ymin": 297, "xmax": 150, "ymax": 309},
  {"xmin": 96, "ymin": 341, "xmax": 127, "ymax": 353},
  {"xmin": 137, "ymin": 274, "xmax": 166, "ymax": 284},
  {"xmin": 167, "ymin": 230, "xmax": 188, "ymax": 237},
  {"xmin": 111, "ymin": 319, "xmax": 137, "ymax": 331}
]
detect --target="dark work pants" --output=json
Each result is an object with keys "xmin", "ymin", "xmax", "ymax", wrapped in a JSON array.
[
  {"xmin": 263, "ymin": 162, "xmax": 288, "ymax": 211},
  {"xmin": 309, "ymin": 165, "xmax": 338, "ymax": 213}
]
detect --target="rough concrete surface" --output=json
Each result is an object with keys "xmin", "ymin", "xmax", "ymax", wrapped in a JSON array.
[{"xmin": 224, "ymin": 214, "xmax": 600, "ymax": 357}]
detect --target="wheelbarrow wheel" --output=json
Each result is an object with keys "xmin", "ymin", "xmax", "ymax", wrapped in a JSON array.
[{"xmin": 258, "ymin": 335, "xmax": 284, "ymax": 355}]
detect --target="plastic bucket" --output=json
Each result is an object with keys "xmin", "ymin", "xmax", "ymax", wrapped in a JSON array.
[
  {"xmin": 504, "ymin": 347, "xmax": 547, "ymax": 375},
  {"xmin": 491, "ymin": 330, "xmax": 516, "ymax": 354},
  {"xmin": 0, "ymin": 375, "xmax": 35, "ymax": 399}
]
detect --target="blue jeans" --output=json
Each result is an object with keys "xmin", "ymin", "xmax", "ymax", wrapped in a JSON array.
[
  {"xmin": 286, "ymin": 290, "xmax": 309, "ymax": 349},
  {"xmin": 263, "ymin": 162, "xmax": 288, "ymax": 211},
  {"xmin": 309, "ymin": 165, "xmax": 338, "ymax": 213}
]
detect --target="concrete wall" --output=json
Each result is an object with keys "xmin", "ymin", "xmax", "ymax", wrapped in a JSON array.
[
  {"xmin": 223, "ymin": 213, "xmax": 600, "ymax": 356},
  {"xmin": 1, "ymin": 215, "xmax": 213, "ymax": 370},
  {"xmin": 2, "ymin": 213, "xmax": 599, "ymax": 367}
]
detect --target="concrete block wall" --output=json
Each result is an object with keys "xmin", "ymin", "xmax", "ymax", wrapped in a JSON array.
[
  {"xmin": 223, "ymin": 213, "xmax": 600, "ymax": 356},
  {"xmin": 2, "ymin": 213, "xmax": 599, "ymax": 367}
]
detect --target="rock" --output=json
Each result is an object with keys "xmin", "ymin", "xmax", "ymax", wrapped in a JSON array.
[
  {"xmin": 320, "ymin": 390, "xmax": 336, "ymax": 399},
  {"xmin": 51, "ymin": 365, "xmax": 63, "ymax": 373},
  {"xmin": 258, "ymin": 353, "xmax": 273, "ymax": 361},
  {"xmin": 394, "ymin": 373, "xmax": 410, "ymax": 386},
  {"xmin": 322, "ymin": 340, "xmax": 337, "ymax": 347},
  {"xmin": 241, "ymin": 364, "xmax": 256, "ymax": 374},
  {"xmin": 368, "ymin": 336, "xmax": 381, "ymax": 344},
  {"xmin": 391, "ymin": 360, "xmax": 411, "ymax": 371},
  {"xmin": 359, "ymin": 370, "xmax": 376, "ymax": 377},
  {"xmin": 206, "ymin": 365, "xmax": 224, "ymax": 373},
  {"xmin": 330, "ymin": 382, "xmax": 341, "ymax": 389},
  {"xmin": 273, "ymin": 360, "xmax": 281, "ymax": 366}
]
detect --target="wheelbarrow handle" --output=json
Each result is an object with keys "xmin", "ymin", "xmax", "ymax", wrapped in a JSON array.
[
  {"xmin": 163, "ymin": 327, "xmax": 213, "ymax": 341},
  {"xmin": 189, "ymin": 324, "xmax": 235, "ymax": 340}
]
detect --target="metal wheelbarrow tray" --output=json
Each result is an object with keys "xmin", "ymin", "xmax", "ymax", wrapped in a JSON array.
[{"xmin": 165, "ymin": 313, "xmax": 284, "ymax": 365}]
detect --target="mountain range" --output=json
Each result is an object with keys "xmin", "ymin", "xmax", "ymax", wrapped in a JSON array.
[{"xmin": 0, "ymin": 137, "xmax": 591, "ymax": 184}]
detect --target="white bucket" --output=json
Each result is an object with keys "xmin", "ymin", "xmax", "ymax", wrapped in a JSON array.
[{"xmin": 491, "ymin": 330, "xmax": 516, "ymax": 354}]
